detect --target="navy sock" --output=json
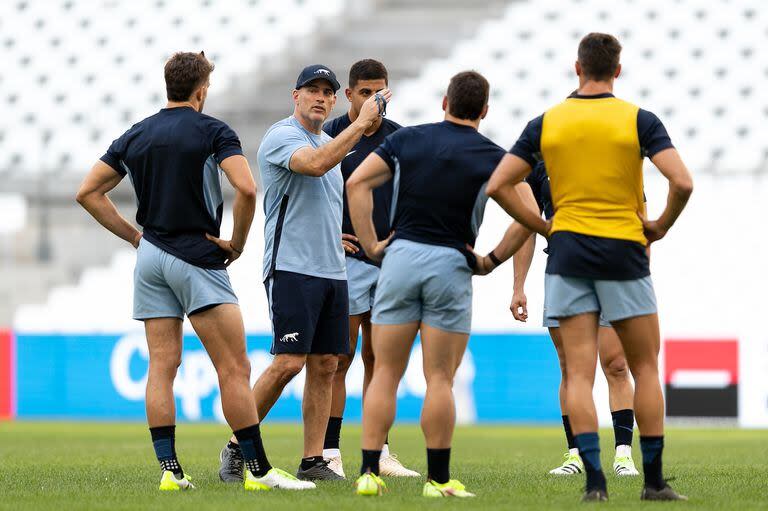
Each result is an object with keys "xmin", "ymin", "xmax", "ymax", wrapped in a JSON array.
[
  {"xmin": 360, "ymin": 449, "xmax": 381, "ymax": 475},
  {"xmin": 562, "ymin": 415, "xmax": 576, "ymax": 450},
  {"xmin": 149, "ymin": 425, "xmax": 183, "ymax": 477},
  {"xmin": 640, "ymin": 436, "xmax": 665, "ymax": 490},
  {"xmin": 324, "ymin": 416, "xmax": 343, "ymax": 450},
  {"xmin": 611, "ymin": 409, "xmax": 635, "ymax": 447},
  {"xmin": 427, "ymin": 448, "xmax": 451, "ymax": 484},
  {"xmin": 234, "ymin": 424, "xmax": 272, "ymax": 477},
  {"xmin": 574, "ymin": 432, "xmax": 606, "ymax": 491}
]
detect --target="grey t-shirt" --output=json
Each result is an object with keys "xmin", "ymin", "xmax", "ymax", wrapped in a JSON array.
[{"xmin": 257, "ymin": 115, "xmax": 346, "ymax": 281}]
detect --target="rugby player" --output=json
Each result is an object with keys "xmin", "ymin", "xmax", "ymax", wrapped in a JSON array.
[
  {"xmin": 321, "ymin": 59, "xmax": 418, "ymax": 478},
  {"xmin": 217, "ymin": 64, "xmax": 390, "ymax": 482},
  {"xmin": 487, "ymin": 33, "xmax": 693, "ymax": 501},
  {"xmin": 512, "ymin": 161, "xmax": 639, "ymax": 477},
  {"xmin": 76, "ymin": 52, "xmax": 314, "ymax": 491},
  {"xmin": 346, "ymin": 71, "xmax": 536, "ymax": 498}
]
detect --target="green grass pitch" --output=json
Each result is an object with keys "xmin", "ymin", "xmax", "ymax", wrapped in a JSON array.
[{"xmin": 0, "ymin": 422, "xmax": 764, "ymax": 510}]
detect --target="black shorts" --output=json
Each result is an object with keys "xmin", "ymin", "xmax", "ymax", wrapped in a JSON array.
[{"xmin": 265, "ymin": 270, "xmax": 350, "ymax": 355}]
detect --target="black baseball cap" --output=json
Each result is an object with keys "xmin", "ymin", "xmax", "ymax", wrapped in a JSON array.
[{"xmin": 295, "ymin": 64, "xmax": 341, "ymax": 92}]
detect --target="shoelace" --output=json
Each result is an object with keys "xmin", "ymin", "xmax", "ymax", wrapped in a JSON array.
[{"xmin": 226, "ymin": 448, "xmax": 243, "ymax": 472}]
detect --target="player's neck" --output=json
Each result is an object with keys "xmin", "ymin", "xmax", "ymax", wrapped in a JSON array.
[
  {"xmin": 166, "ymin": 100, "xmax": 198, "ymax": 111},
  {"xmin": 348, "ymin": 109, "xmax": 382, "ymax": 136},
  {"xmin": 576, "ymin": 80, "xmax": 614, "ymax": 96},
  {"xmin": 444, "ymin": 114, "xmax": 480, "ymax": 130},
  {"xmin": 294, "ymin": 112, "xmax": 323, "ymax": 135}
]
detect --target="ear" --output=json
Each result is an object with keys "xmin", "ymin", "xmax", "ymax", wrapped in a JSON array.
[
  {"xmin": 442, "ymin": 95, "xmax": 448, "ymax": 113},
  {"xmin": 345, "ymin": 88, "xmax": 352, "ymax": 102},
  {"xmin": 575, "ymin": 60, "xmax": 582, "ymax": 77},
  {"xmin": 615, "ymin": 63, "xmax": 622, "ymax": 79},
  {"xmin": 480, "ymin": 103, "xmax": 489, "ymax": 120},
  {"xmin": 292, "ymin": 89, "xmax": 300, "ymax": 104}
]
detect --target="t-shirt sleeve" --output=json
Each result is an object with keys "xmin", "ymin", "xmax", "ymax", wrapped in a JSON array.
[
  {"xmin": 99, "ymin": 132, "xmax": 129, "ymax": 176},
  {"xmin": 637, "ymin": 109, "xmax": 674, "ymax": 158},
  {"xmin": 262, "ymin": 125, "xmax": 311, "ymax": 171},
  {"xmin": 509, "ymin": 114, "xmax": 543, "ymax": 167},
  {"xmin": 373, "ymin": 129, "xmax": 406, "ymax": 171},
  {"xmin": 524, "ymin": 162, "xmax": 547, "ymax": 214},
  {"xmin": 210, "ymin": 120, "xmax": 244, "ymax": 164}
]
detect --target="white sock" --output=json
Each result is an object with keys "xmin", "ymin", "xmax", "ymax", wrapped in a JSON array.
[
  {"xmin": 615, "ymin": 444, "xmax": 632, "ymax": 458},
  {"xmin": 380, "ymin": 443, "xmax": 390, "ymax": 458},
  {"xmin": 568, "ymin": 447, "xmax": 580, "ymax": 456},
  {"xmin": 323, "ymin": 448, "xmax": 341, "ymax": 459}
]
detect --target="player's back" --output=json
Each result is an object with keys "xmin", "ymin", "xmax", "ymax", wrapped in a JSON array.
[
  {"xmin": 376, "ymin": 120, "xmax": 506, "ymax": 261},
  {"xmin": 102, "ymin": 106, "xmax": 242, "ymax": 268}
]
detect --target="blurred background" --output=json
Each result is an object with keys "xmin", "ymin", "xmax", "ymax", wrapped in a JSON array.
[{"xmin": 0, "ymin": 0, "xmax": 764, "ymax": 427}]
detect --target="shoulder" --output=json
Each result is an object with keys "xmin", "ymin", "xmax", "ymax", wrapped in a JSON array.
[
  {"xmin": 263, "ymin": 118, "xmax": 306, "ymax": 143},
  {"xmin": 382, "ymin": 118, "xmax": 402, "ymax": 132}
]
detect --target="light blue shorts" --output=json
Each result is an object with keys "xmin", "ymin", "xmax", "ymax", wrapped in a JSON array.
[
  {"xmin": 346, "ymin": 257, "xmax": 379, "ymax": 316},
  {"xmin": 133, "ymin": 238, "xmax": 238, "ymax": 320},
  {"xmin": 372, "ymin": 239, "xmax": 473, "ymax": 334},
  {"xmin": 544, "ymin": 273, "xmax": 657, "ymax": 323}
]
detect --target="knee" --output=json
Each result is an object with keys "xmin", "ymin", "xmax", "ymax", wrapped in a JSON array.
[
  {"xmin": 603, "ymin": 356, "xmax": 629, "ymax": 382},
  {"xmin": 270, "ymin": 356, "xmax": 305, "ymax": 383},
  {"xmin": 312, "ymin": 355, "xmax": 339, "ymax": 379},
  {"xmin": 219, "ymin": 356, "xmax": 251, "ymax": 383},
  {"xmin": 424, "ymin": 368, "xmax": 454, "ymax": 388},
  {"xmin": 149, "ymin": 351, "xmax": 182, "ymax": 378},
  {"xmin": 361, "ymin": 345, "xmax": 375, "ymax": 370},
  {"xmin": 335, "ymin": 354, "xmax": 353, "ymax": 376}
]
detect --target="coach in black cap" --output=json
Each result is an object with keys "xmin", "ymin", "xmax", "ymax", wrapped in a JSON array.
[{"xmin": 296, "ymin": 64, "xmax": 341, "ymax": 92}]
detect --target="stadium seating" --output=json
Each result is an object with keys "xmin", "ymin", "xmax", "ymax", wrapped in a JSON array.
[
  {"xmin": 386, "ymin": 0, "xmax": 768, "ymax": 174},
  {"xmin": 0, "ymin": 0, "xmax": 344, "ymax": 175}
]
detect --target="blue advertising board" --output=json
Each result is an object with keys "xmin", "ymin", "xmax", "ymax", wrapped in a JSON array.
[{"xmin": 16, "ymin": 332, "xmax": 561, "ymax": 423}]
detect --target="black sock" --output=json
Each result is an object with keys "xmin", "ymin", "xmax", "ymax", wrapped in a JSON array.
[
  {"xmin": 562, "ymin": 415, "xmax": 576, "ymax": 450},
  {"xmin": 301, "ymin": 456, "xmax": 324, "ymax": 471},
  {"xmin": 149, "ymin": 425, "xmax": 183, "ymax": 478},
  {"xmin": 234, "ymin": 424, "xmax": 272, "ymax": 477},
  {"xmin": 611, "ymin": 409, "xmax": 634, "ymax": 447},
  {"xmin": 427, "ymin": 448, "xmax": 451, "ymax": 484},
  {"xmin": 360, "ymin": 449, "xmax": 381, "ymax": 475},
  {"xmin": 384, "ymin": 433, "xmax": 389, "ymax": 446},
  {"xmin": 574, "ymin": 432, "xmax": 607, "ymax": 492},
  {"xmin": 324, "ymin": 416, "xmax": 343, "ymax": 450},
  {"xmin": 640, "ymin": 436, "xmax": 665, "ymax": 490}
]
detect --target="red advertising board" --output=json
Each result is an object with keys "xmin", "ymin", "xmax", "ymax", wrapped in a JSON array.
[{"xmin": 0, "ymin": 329, "xmax": 13, "ymax": 419}]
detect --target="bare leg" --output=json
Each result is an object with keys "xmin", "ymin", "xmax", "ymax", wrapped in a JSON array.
[
  {"xmin": 303, "ymin": 354, "xmax": 339, "ymax": 457},
  {"xmin": 361, "ymin": 322, "xmax": 419, "ymax": 450},
  {"xmin": 229, "ymin": 353, "xmax": 306, "ymax": 444},
  {"xmin": 558, "ymin": 313, "xmax": 600, "ymax": 435},
  {"xmin": 144, "ymin": 317, "xmax": 183, "ymax": 427},
  {"xmin": 188, "ymin": 304, "xmax": 258, "ymax": 431},
  {"xmin": 598, "ymin": 326, "xmax": 634, "ymax": 412},
  {"xmin": 359, "ymin": 314, "xmax": 375, "ymax": 398},
  {"xmin": 330, "ymin": 314, "xmax": 363, "ymax": 418},
  {"xmin": 419, "ymin": 324, "xmax": 469, "ymax": 449},
  {"xmin": 611, "ymin": 314, "xmax": 663, "ymax": 436},
  {"xmin": 549, "ymin": 327, "xmax": 568, "ymax": 414}
]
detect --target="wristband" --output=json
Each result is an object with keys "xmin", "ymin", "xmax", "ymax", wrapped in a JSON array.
[
  {"xmin": 488, "ymin": 250, "xmax": 502, "ymax": 267},
  {"xmin": 230, "ymin": 243, "xmax": 243, "ymax": 255}
]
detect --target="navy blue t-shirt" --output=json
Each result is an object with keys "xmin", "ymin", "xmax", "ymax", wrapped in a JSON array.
[
  {"xmin": 374, "ymin": 120, "xmax": 507, "ymax": 268},
  {"xmin": 323, "ymin": 114, "xmax": 400, "ymax": 265},
  {"xmin": 100, "ymin": 107, "xmax": 243, "ymax": 269}
]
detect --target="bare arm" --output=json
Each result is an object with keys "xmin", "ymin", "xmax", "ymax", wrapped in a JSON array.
[
  {"xmin": 290, "ymin": 90, "xmax": 392, "ymax": 177},
  {"xmin": 643, "ymin": 148, "xmax": 694, "ymax": 243},
  {"xmin": 206, "ymin": 154, "xmax": 257, "ymax": 266},
  {"xmin": 486, "ymin": 154, "xmax": 549, "ymax": 235},
  {"xmin": 75, "ymin": 161, "xmax": 142, "ymax": 247},
  {"xmin": 346, "ymin": 152, "xmax": 394, "ymax": 262}
]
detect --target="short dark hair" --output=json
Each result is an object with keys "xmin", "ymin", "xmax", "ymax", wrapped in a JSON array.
[
  {"xmin": 446, "ymin": 71, "xmax": 489, "ymax": 120},
  {"xmin": 348, "ymin": 59, "xmax": 388, "ymax": 89},
  {"xmin": 164, "ymin": 52, "xmax": 215, "ymax": 101},
  {"xmin": 577, "ymin": 33, "xmax": 622, "ymax": 81}
]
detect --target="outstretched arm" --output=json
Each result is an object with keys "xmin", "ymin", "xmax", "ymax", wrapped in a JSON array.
[
  {"xmin": 75, "ymin": 160, "xmax": 141, "ymax": 247},
  {"xmin": 346, "ymin": 152, "xmax": 394, "ymax": 262},
  {"xmin": 290, "ymin": 90, "xmax": 392, "ymax": 176}
]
